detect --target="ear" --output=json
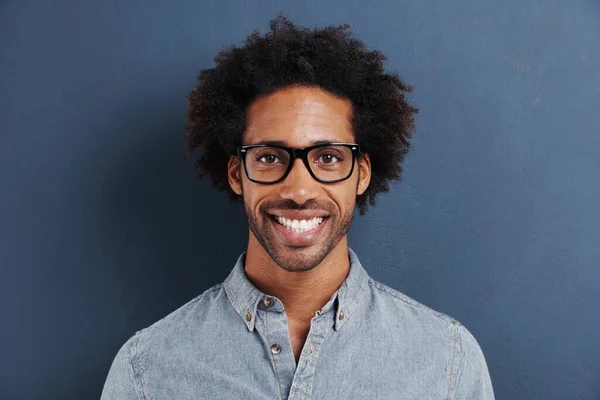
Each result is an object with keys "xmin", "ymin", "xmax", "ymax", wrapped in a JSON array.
[
  {"xmin": 356, "ymin": 153, "xmax": 371, "ymax": 196},
  {"xmin": 227, "ymin": 155, "xmax": 243, "ymax": 196}
]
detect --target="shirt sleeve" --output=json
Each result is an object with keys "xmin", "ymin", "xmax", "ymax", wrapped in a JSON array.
[
  {"xmin": 450, "ymin": 323, "xmax": 495, "ymax": 399},
  {"xmin": 100, "ymin": 335, "xmax": 141, "ymax": 400}
]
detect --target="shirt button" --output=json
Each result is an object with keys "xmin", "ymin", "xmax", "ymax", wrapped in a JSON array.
[
  {"xmin": 264, "ymin": 296, "xmax": 275, "ymax": 307},
  {"xmin": 339, "ymin": 310, "xmax": 345, "ymax": 320},
  {"xmin": 271, "ymin": 344, "xmax": 281, "ymax": 354},
  {"xmin": 246, "ymin": 311, "xmax": 252, "ymax": 321}
]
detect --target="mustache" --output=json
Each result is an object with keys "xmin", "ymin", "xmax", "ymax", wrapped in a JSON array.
[{"xmin": 261, "ymin": 199, "xmax": 332, "ymax": 213}]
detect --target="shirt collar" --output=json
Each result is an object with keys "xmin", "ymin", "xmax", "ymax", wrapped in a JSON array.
[{"xmin": 223, "ymin": 247, "xmax": 370, "ymax": 332}]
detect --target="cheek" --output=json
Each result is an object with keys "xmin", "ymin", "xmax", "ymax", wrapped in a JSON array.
[
  {"xmin": 242, "ymin": 186, "xmax": 269, "ymax": 216},
  {"xmin": 327, "ymin": 184, "xmax": 357, "ymax": 213}
]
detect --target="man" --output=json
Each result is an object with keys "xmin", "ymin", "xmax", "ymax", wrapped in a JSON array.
[{"xmin": 102, "ymin": 15, "xmax": 494, "ymax": 399}]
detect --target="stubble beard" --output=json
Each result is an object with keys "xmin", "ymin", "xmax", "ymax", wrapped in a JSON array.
[{"xmin": 244, "ymin": 201, "xmax": 355, "ymax": 273}]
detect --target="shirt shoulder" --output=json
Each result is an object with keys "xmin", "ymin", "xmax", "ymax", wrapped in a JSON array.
[
  {"xmin": 126, "ymin": 283, "xmax": 227, "ymax": 363},
  {"xmin": 367, "ymin": 277, "xmax": 459, "ymax": 329},
  {"xmin": 101, "ymin": 283, "xmax": 228, "ymax": 399},
  {"xmin": 143, "ymin": 283, "xmax": 223, "ymax": 329},
  {"xmin": 102, "ymin": 283, "xmax": 229, "ymax": 400},
  {"xmin": 135, "ymin": 283, "xmax": 227, "ymax": 346},
  {"xmin": 366, "ymin": 277, "xmax": 494, "ymax": 398}
]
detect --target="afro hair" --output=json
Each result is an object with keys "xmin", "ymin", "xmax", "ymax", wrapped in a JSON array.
[{"xmin": 186, "ymin": 13, "xmax": 418, "ymax": 215}]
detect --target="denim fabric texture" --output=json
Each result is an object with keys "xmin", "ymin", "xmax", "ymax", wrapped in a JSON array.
[{"xmin": 101, "ymin": 247, "xmax": 494, "ymax": 399}]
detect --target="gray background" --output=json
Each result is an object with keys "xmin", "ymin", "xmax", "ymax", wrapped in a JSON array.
[{"xmin": 1, "ymin": 0, "xmax": 599, "ymax": 398}]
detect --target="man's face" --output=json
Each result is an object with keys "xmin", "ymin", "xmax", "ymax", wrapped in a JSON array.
[{"xmin": 228, "ymin": 85, "xmax": 371, "ymax": 272}]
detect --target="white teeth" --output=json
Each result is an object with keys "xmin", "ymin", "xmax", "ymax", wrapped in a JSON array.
[{"xmin": 275, "ymin": 216, "xmax": 325, "ymax": 233}]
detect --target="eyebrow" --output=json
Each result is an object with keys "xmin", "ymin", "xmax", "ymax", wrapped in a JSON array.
[{"xmin": 252, "ymin": 140, "xmax": 334, "ymax": 147}]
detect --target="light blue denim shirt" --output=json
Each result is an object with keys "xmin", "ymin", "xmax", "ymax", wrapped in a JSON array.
[{"xmin": 101, "ymin": 247, "xmax": 494, "ymax": 399}]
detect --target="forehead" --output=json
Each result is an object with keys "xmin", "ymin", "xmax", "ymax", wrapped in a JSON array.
[{"xmin": 244, "ymin": 85, "xmax": 354, "ymax": 146}]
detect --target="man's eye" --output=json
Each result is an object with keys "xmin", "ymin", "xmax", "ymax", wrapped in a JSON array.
[
  {"xmin": 258, "ymin": 154, "xmax": 280, "ymax": 163},
  {"xmin": 318, "ymin": 154, "xmax": 341, "ymax": 163}
]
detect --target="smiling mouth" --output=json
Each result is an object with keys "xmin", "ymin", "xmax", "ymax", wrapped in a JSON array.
[
  {"xmin": 270, "ymin": 215, "xmax": 327, "ymax": 233},
  {"xmin": 269, "ymin": 215, "xmax": 329, "ymax": 233}
]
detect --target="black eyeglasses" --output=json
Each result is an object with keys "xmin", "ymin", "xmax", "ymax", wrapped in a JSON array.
[{"xmin": 237, "ymin": 143, "xmax": 361, "ymax": 184}]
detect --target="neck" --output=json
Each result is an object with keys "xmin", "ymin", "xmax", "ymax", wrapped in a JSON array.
[{"xmin": 244, "ymin": 233, "xmax": 350, "ymax": 325}]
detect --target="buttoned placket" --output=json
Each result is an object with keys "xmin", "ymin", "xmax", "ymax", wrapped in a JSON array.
[
  {"xmin": 223, "ymin": 249, "xmax": 367, "ymax": 399},
  {"xmin": 287, "ymin": 305, "xmax": 336, "ymax": 400},
  {"xmin": 254, "ymin": 294, "xmax": 339, "ymax": 400}
]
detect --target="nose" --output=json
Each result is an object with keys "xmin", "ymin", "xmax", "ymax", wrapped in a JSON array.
[{"xmin": 276, "ymin": 158, "xmax": 320, "ymax": 204}]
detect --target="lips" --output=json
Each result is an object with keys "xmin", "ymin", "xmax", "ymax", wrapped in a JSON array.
[
  {"xmin": 268, "ymin": 214, "xmax": 328, "ymax": 247},
  {"xmin": 267, "ymin": 210, "xmax": 330, "ymax": 220}
]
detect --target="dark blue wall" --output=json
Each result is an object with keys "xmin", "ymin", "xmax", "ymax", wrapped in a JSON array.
[{"xmin": 1, "ymin": 1, "xmax": 599, "ymax": 398}]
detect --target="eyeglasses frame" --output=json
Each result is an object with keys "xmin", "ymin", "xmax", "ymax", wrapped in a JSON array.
[{"xmin": 236, "ymin": 142, "xmax": 362, "ymax": 184}]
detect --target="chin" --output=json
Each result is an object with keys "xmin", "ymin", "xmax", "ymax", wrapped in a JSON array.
[{"xmin": 267, "ymin": 240, "xmax": 334, "ymax": 273}]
